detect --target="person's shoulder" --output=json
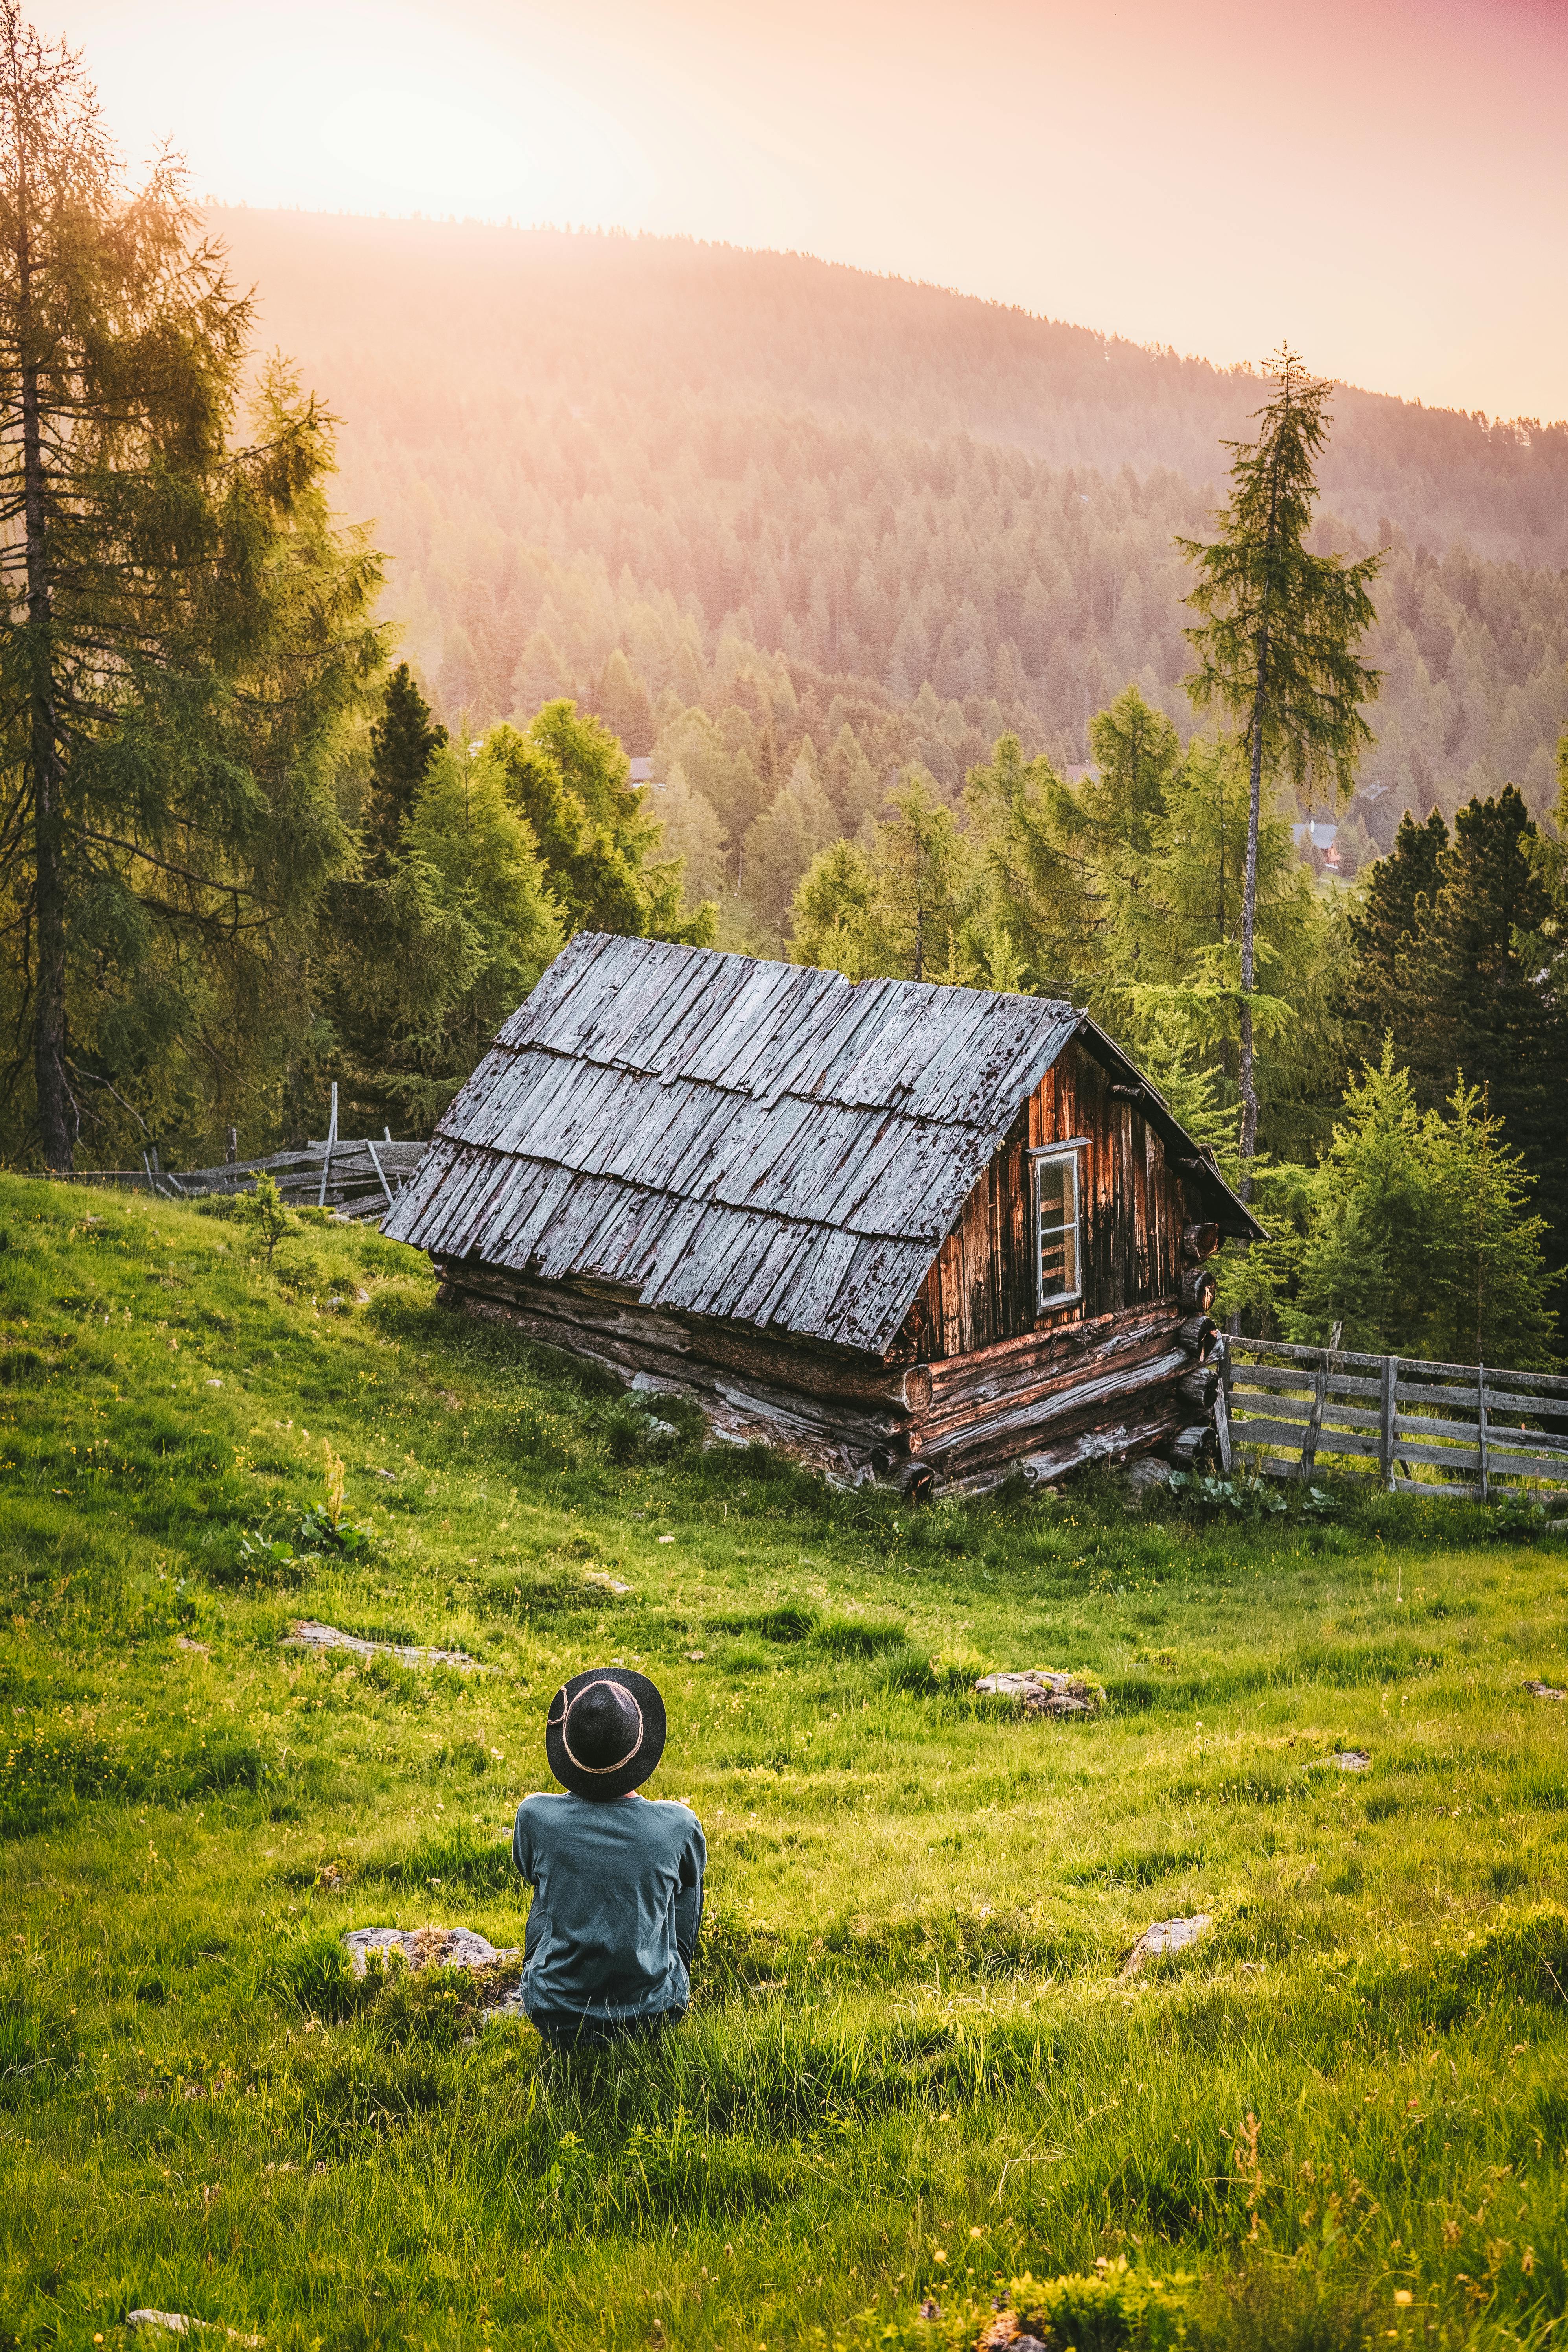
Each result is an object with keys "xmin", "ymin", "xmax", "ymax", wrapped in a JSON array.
[
  {"xmin": 642, "ymin": 1794, "xmax": 703, "ymax": 1833},
  {"xmin": 515, "ymin": 1791, "xmax": 566, "ymax": 1829}
]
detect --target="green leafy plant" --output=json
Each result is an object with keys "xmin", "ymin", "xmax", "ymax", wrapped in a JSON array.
[
  {"xmin": 295, "ymin": 1438, "xmax": 372, "ymax": 1556},
  {"xmin": 237, "ymin": 1172, "xmax": 298, "ymax": 1270},
  {"xmin": 1170, "ymin": 1467, "xmax": 1337, "ymax": 1519}
]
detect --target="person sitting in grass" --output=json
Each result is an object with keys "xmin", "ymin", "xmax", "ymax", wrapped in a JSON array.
[{"xmin": 512, "ymin": 1667, "xmax": 705, "ymax": 2046}]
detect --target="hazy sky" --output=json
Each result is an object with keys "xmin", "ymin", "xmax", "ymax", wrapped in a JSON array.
[{"xmin": 40, "ymin": 0, "xmax": 1568, "ymax": 423}]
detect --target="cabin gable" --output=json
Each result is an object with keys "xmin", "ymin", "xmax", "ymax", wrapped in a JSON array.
[{"xmin": 907, "ymin": 1036, "xmax": 1190, "ymax": 1361}]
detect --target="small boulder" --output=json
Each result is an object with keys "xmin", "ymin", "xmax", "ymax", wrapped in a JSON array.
[
  {"xmin": 342, "ymin": 1925, "xmax": 517, "ymax": 1979},
  {"xmin": 126, "ymin": 2316, "xmax": 262, "ymax": 2347},
  {"xmin": 1309, "ymin": 1749, "xmax": 1372, "ymax": 1773},
  {"xmin": 1525, "ymin": 1679, "xmax": 1566, "ymax": 1702},
  {"xmin": 975, "ymin": 1668, "xmax": 1103, "ymax": 1719},
  {"xmin": 1125, "ymin": 1458, "xmax": 1172, "ymax": 1506},
  {"xmin": 1123, "ymin": 1913, "xmax": 1212, "ymax": 1975}
]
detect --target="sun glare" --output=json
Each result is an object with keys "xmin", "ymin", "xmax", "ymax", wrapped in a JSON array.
[{"xmin": 315, "ymin": 77, "xmax": 649, "ymax": 224}]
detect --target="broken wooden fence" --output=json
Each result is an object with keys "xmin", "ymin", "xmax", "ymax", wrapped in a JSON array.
[
  {"xmin": 1225, "ymin": 1338, "xmax": 1568, "ymax": 1500},
  {"xmin": 70, "ymin": 1141, "xmax": 425, "ymax": 1222}
]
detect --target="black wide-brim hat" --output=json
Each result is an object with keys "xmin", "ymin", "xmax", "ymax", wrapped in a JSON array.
[{"xmin": 545, "ymin": 1667, "xmax": 666, "ymax": 1800}]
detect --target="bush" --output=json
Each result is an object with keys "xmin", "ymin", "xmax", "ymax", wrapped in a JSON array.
[{"xmin": 1007, "ymin": 2263, "xmax": 1196, "ymax": 2350}]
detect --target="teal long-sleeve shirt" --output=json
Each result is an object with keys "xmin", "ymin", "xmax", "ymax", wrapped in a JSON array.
[{"xmin": 511, "ymin": 1791, "xmax": 705, "ymax": 2027}]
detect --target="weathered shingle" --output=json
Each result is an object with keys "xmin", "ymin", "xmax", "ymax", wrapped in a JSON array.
[{"xmin": 385, "ymin": 933, "xmax": 1256, "ymax": 1354}]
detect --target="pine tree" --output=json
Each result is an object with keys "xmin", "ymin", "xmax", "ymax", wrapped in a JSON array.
[
  {"xmin": 0, "ymin": 9, "xmax": 380, "ymax": 1167},
  {"xmin": 1404, "ymin": 786, "xmax": 1568, "ymax": 1272},
  {"xmin": 1342, "ymin": 806, "xmax": 1447, "ymax": 1053},
  {"xmin": 1282, "ymin": 1043, "xmax": 1558, "ymax": 1367},
  {"xmin": 1180, "ymin": 347, "xmax": 1382, "ymax": 1188},
  {"xmin": 363, "ymin": 663, "xmax": 445, "ymax": 870}
]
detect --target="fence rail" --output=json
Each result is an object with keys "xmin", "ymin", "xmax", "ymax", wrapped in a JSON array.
[
  {"xmin": 54, "ymin": 1081, "xmax": 427, "ymax": 1222},
  {"xmin": 1225, "ymin": 1338, "xmax": 1568, "ymax": 1500}
]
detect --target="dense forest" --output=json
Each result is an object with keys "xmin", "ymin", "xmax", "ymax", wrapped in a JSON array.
[
  {"xmin": 215, "ymin": 208, "xmax": 1568, "ymax": 888},
  {"xmin": 4, "ymin": 141, "xmax": 1564, "ymax": 1352}
]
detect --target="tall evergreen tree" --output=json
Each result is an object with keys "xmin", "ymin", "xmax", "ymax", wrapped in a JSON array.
[
  {"xmin": 363, "ymin": 662, "xmax": 445, "ymax": 870},
  {"xmin": 1180, "ymin": 347, "xmax": 1382, "ymax": 1187},
  {"xmin": 1342, "ymin": 807, "xmax": 1447, "ymax": 1051},
  {"xmin": 960, "ymin": 733, "xmax": 1083, "ymax": 994},
  {"xmin": 0, "ymin": 8, "xmax": 380, "ymax": 1167},
  {"xmin": 1404, "ymin": 786, "xmax": 1568, "ymax": 1271}
]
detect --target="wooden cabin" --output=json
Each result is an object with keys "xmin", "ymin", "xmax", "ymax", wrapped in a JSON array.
[{"xmin": 384, "ymin": 933, "xmax": 1264, "ymax": 1494}]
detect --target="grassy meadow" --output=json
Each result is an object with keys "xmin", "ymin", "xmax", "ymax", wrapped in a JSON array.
[{"xmin": 3, "ymin": 1173, "xmax": 1568, "ymax": 2351}]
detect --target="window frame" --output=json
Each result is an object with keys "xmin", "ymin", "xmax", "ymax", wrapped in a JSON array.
[{"xmin": 1031, "ymin": 1140, "xmax": 1086, "ymax": 1314}]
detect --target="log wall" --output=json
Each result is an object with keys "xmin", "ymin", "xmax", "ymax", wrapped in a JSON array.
[{"xmin": 907, "ymin": 1036, "xmax": 1189, "ymax": 1362}]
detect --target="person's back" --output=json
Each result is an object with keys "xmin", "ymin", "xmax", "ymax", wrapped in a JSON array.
[
  {"xmin": 511, "ymin": 1667, "xmax": 705, "ymax": 2045},
  {"xmin": 513, "ymin": 1789, "xmax": 703, "ymax": 2033}
]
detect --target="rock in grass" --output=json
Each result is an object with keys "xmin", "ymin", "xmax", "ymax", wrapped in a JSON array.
[
  {"xmin": 1310, "ymin": 1748, "xmax": 1372, "ymax": 1772},
  {"xmin": 1525, "ymin": 1679, "xmax": 1566, "ymax": 1701},
  {"xmin": 974, "ymin": 1668, "xmax": 1103, "ymax": 1718},
  {"xmin": 126, "ymin": 2313, "xmax": 262, "ymax": 2346},
  {"xmin": 285, "ymin": 1620, "xmax": 482, "ymax": 1671},
  {"xmin": 1124, "ymin": 1458, "xmax": 1172, "ymax": 1505},
  {"xmin": 343, "ymin": 1925, "xmax": 518, "ymax": 1978},
  {"xmin": 1122, "ymin": 1913, "xmax": 1212, "ymax": 1974}
]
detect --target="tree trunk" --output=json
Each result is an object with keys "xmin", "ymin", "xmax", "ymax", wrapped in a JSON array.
[
  {"xmin": 1237, "ymin": 638, "xmax": 1266, "ymax": 1201},
  {"xmin": 19, "ymin": 219, "xmax": 71, "ymax": 1170}
]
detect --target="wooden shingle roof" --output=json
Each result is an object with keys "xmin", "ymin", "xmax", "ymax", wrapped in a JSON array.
[{"xmin": 384, "ymin": 933, "xmax": 1258, "ymax": 1354}]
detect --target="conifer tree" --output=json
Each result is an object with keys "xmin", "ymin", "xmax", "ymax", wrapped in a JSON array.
[
  {"xmin": 1404, "ymin": 786, "xmax": 1567, "ymax": 1272},
  {"xmin": 363, "ymin": 663, "xmax": 445, "ymax": 870},
  {"xmin": 0, "ymin": 7, "xmax": 379, "ymax": 1167},
  {"xmin": 1342, "ymin": 807, "xmax": 1447, "ymax": 1052},
  {"xmin": 488, "ymin": 701, "xmax": 714, "ymax": 944},
  {"xmin": 1282, "ymin": 1043, "xmax": 1557, "ymax": 1367},
  {"xmin": 790, "ymin": 777, "xmax": 968, "ymax": 984},
  {"xmin": 1180, "ymin": 347, "xmax": 1382, "ymax": 1188}
]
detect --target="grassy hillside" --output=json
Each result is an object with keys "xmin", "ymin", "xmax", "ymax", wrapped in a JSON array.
[
  {"xmin": 5, "ymin": 1177, "xmax": 1568, "ymax": 2350},
  {"xmin": 210, "ymin": 212, "xmax": 1568, "ymax": 830}
]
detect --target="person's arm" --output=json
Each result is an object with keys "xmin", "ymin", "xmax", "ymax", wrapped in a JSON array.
[
  {"xmin": 512, "ymin": 1799, "xmax": 536, "ymax": 1885},
  {"xmin": 673, "ymin": 1817, "xmax": 706, "ymax": 1967}
]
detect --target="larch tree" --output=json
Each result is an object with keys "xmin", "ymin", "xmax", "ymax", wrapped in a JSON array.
[
  {"xmin": 0, "ymin": 7, "xmax": 380, "ymax": 1168},
  {"xmin": 1179, "ymin": 346, "xmax": 1381, "ymax": 1189}
]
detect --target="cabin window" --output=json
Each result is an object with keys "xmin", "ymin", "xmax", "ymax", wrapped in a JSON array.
[{"xmin": 1032, "ymin": 1147, "xmax": 1082, "ymax": 1310}]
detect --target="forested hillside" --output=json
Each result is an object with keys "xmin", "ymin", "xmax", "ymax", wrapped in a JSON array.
[{"xmin": 215, "ymin": 207, "xmax": 1568, "ymax": 863}]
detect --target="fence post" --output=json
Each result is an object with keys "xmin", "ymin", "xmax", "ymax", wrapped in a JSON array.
[
  {"xmin": 1380, "ymin": 1355, "xmax": 1398, "ymax": 1490},
  {"xmin": 1477, "ymin": 1362, "xmax": 1489, "ymax": 1503},
  {"xmin": 1213, "ymin": 1339, "xmax": 1233, "ymax": 1475},
  {"xmin": 225, "ymin": 1125, "xmax": 237, "ymax": 1167},
  {"xmin": 317, "ymin": 1081, "xmax": 339, "ymax": 1210},
  {"xmin": 1301, "ymin": 1347, "xmax": 1329, "ymax": 1482}
]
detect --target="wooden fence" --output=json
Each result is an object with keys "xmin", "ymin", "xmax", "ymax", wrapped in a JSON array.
[
  {"xmin": 1224, "ymin": 1337, "xmax": 1568, "ymax": 1501},
  {"xmin": 62, "ymin": 1087, "xmax": 426, "ymax": 1223}
]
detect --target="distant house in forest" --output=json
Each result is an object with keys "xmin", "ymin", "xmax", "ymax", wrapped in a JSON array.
[
  {"xmin": 1292, "ymin": 816, "xmax": 1341, "ymax": 869},
  {"xmin": 628, "ymin": 757, "xmax": 655, "ymax": 788},
  {"xmin": 385, "ymin": 935, "xmax": 1263, "ymax": 1494}
]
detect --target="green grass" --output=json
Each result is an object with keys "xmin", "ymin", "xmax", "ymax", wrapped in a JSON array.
[{"xmin": 3, "ymin": 1173, "xmax": 1568, "ymax": 2352}]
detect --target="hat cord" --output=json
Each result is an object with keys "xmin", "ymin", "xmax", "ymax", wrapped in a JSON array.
[{"xmin": 557, "ymin": 1680, "xmax": 645, "ymax": 1775}]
